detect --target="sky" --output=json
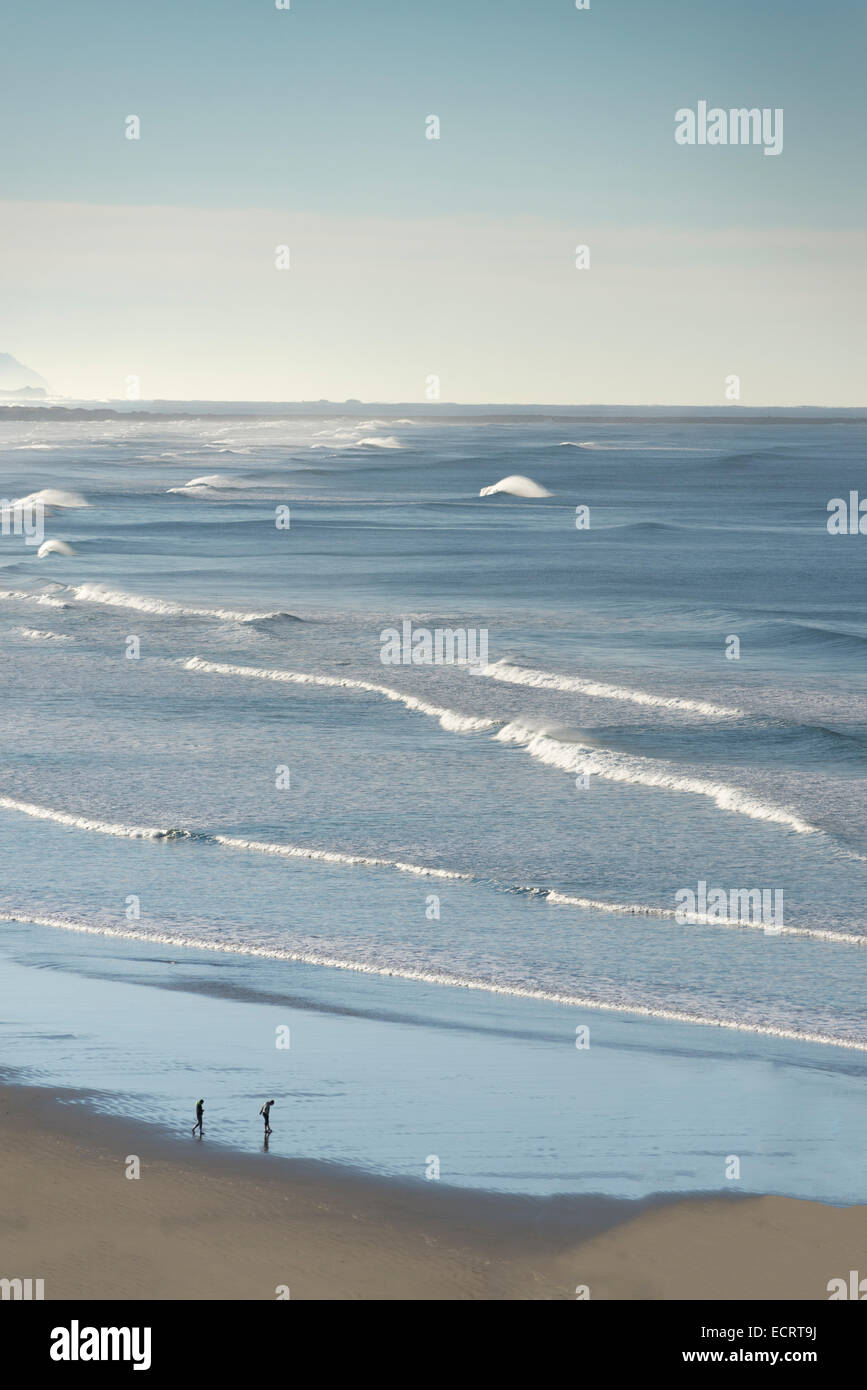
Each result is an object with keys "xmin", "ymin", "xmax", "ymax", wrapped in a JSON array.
[{"xmin": 0, "ymin": 0, "xmax": 864, "ymax": 404}]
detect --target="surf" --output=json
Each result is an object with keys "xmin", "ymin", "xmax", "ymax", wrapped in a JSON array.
[
  {"xmin": 66, "ymin": 583, "xmax": 299, "ymax": 624},
  {"xmin": 2, "ymin": 907, "xmax": 865, "ymax": 1053},
  {"xmin": 494, "ymin": 721, "xmax": 817, "ymax": 834},
  {"xmin": 474, "ymin": 660, "xmax": 744, "ymax": 720},
  {"xmin": 182, "ymin": 655, "xmax": 498, "ymax": 733}
]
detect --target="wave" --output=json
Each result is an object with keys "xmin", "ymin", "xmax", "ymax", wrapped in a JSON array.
[
  {"xmin": 0, "ymin": 795, "xmax": 466, "ymax": 879},
  {"xmin": 0, "ymin": 796, "xmax": 190, "ymax": 840},
  {"xmin": 3, "ymin": 906, "xmax": 865, "ymax": 1051},
  {"xmin": 0, "ymin": 794, "xmax": 861, "ymax": 948},
  {"xmin": 213, "ymin": 835, "xmax": 467, "ymax": 879},
  {"xmin": 544, "ymin": 891, "xmax": 864, "ymax": 945},
  {"xmin": 13, "ymin": 627, "xmax": 74, "ymax": 642},
  {"xmin": 66, "ymin": 583, "xmax": 299, "ymax": 624},
  {"xmin": 166, "ymin": 473, "xmax": 241, "ymax": 494},
  {"xmin": 773, "ymin": 621, "xmax": 867, "ymax": 653},
  {"xmin": 183, "ymin": 655, "xmax": 498, "ymax": 733},
  {"xmin": 557, "ymin": 441, "xmax": 701, "ymax": 452},
  {"xmin": 0, "ymin": 589, "xmax": 70, "ymax": 609},
  {"xmin": 475, "ymin": 660, "xmax": 744, "ymax": 720},
  {"xmin": 309, "ymin": 434, "xmax": 405, "ymax": 452},
  {"xmin": 351, "ymin": 436, "xmax": 404, "ymax": 449},
  {"xmin": 495, "ymin": 722, "xmax": 817, "ymax": 834},
  {"xmin": 180, "ymin": 473, "xmax": 240, "ymax": 487}
]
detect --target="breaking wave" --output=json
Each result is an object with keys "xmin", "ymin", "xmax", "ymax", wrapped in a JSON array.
[
  {"xmin": 475, "ymin": 660, "xmax": 744, "ymax": 720},
  {"xmin": 13, "ymin": 627, "xmax": 74, "ymax": 642},
  {"xmin": 544, "ymin": 891, "xmax": 864, "ymax": 945},
  {"xmin": 183, "ymin": 655, "xmax": 497, "ymax": 732},
  {"xmin": 66, "ymin": 583, "xmax": 299, "ymax": 624},
  {"xmin": 351, "ymin": 436, "xmax": 404, "ymax": 449},
  {"xmin": 0, "ymin": 796, "xmax": 190, "ymax": 840},
  {"xmin": 495, "ymin": 722, "xmax": 817, "ymax": 834},
  {"xmin": 0, "ymin": 795, "xmax": 466, "ymax": 878},
  {"xmin": 0, "ymin": 589, "xmax": 70, "ymax": 609},
  {"xmin": 1, "ymin": 906, "xmax": 865, "ymax": 1050}
]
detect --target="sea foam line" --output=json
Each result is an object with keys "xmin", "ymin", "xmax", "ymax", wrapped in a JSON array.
[
  {"xmin": 14, "ymin": 627, "xmax": 74, "ymax": 642},
  {"xmin": 475, "ymin": 660, "xmax": 744, "ymax": 720},
  {"xmin": 1, "ymin": 907, "xmax": 865, "ymax": 1052},
  {"xmin": 0, "ymin": 589, "xmax": 70, "ymax": 609},
  {"xmin": 189, "ymin": 656, "xmax": 820, "ymax": 840},
  {"xmin": 213, "ymin": 834, "xmax": 468, "ymax": 879},
  {"xmin": 0, "ymin": 796, "xmax": 466, "ymax": 879},
  {"xmin": 495, "ymin": 722, "xmax": 816, "ymax": 834},
  {"xmin": 0, "ymin": 796, "xmax": 189, "ymax": 840},
  {"xmin": 183, "ymin": 655, "xmax": 497, "ymax": 733},
  {"xmin": 67, "ymin": 583, "xmax": 293, "ymax": 624},
  {"xmin": 544, "ymin": 891, "xmax": 864, "ymax": 945},
  {"xmin": 0, "ymin": 795, "xmax": 859, "ymax": 943}
]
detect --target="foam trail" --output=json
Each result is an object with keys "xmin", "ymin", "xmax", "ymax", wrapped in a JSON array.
[
  {"xmin": 14, "ymin": 627, "xmax": 74, "ymax": 642},
  {"xmin": 545, "ymin": 891, "xmax": 864, "ymax": 945},
  {"xmin": 183, "ymin": 655, "xmax": 497, "ymax": 733},
  {"xmin": 68, "ymin": 583, "xmax": 292, "ymax": 624},
  {"xmin": 0, "ymin": 795, "xmax": 467, "ymax": 878},
  {"xmin": 351, "ymin": 436, "xmax": 403, "ymax": 449},
  {"xmin": 0, "ymin": 795, "xmax": 858, "ymax": 941},
  {"xmin": 496, "ymin": 722, "xmax": 816, "ymax": 834},
  {"xmin": 1, "ymin": 907, "xmax": 865, "ymax": 1052},
  {"xmin": 476, "ymin": 660, "xmax": 743, "ymax": 720},
  {"xmin": 0, "ymin": 589, "xmax": 70, "ymax": 609},
  {"xmin": 0, "ymin": 796, "xmax": 189, "ymax": 840},
  {"xmin": 214, "ymin": 835, "xmax": 468, "ymax": 879}
]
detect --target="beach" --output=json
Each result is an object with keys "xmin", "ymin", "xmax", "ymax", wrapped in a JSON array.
[
  {"xmin": 1, "ymin": 1082, "xmax": 862, "ymax": 1301},
  {"xmin": 1, "ymin": 409, "xmax": 866, "ymax": 1301}
]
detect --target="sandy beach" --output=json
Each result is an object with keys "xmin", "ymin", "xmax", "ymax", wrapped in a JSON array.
[{"xmin": 0, "ymin": 1083, "xmax": 862, "ymax": 1301}]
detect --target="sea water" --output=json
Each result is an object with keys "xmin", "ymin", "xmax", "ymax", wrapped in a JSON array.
[{"xmin": 0, "ymin": 409, "xmax": 865, "ymax": 1197}]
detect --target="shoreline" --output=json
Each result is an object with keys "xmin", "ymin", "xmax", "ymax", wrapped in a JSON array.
[{"xmin": 1, "ymin": 1081, "xmax": 863, "ymax": 1300}]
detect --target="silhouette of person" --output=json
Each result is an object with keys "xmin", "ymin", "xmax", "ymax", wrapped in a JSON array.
[
  {"xmin": 259, "ymin": 1099, "xmax": 274, "ymax": 1136},
  {"xmin": 192, "ymin": 1098, "xmax": 204, "ymax": 1136}
]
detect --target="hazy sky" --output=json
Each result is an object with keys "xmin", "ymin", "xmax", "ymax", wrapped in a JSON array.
[{"xmin": 1, "ymin": 0, "xmax": 864, "ymax": 403}]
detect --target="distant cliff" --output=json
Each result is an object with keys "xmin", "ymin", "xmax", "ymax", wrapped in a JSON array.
[{"xmin": 0, "ymin": 353, "xmax": 50, "ymax": 394}]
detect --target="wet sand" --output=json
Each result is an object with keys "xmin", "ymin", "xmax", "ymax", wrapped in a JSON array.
[{"xmin": 0, "ymin": 1084, "xmax": 863, "ymax": 1300}]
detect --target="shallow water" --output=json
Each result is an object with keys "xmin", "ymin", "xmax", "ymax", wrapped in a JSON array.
[{"xmin": 0, "ymin": 410, "xmax": 865, "ymax": 1197}]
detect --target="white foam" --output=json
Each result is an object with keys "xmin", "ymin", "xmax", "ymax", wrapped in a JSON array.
[
  {"xmin": 68, "ymin": 583, "xmax": 285, "ymax": 623},
  {"xmin": 351, "ymin": 436, "xmax": 404, "ymax": 449},
  {"xmin": 0, "ymin": 589, "xmax": 70, "ymax": 609},
  {"xmin": 183, "ymin": 655, "xmax": 497, "ymax": 732},
  {"xmin": 495, "ymin": 722, "xmax": 816, "ymax": 834},
  {"xmin": 479, "ymin": 474, "xmax": 551, "ymax": 498},
  {"xmin": 476, "ymin": 660, "xmax": 744, "ymax": 720},
  {"xmin": 2, "ymin": 907, "xmax": 864, "ymax": 1051},
  {"xmin": 37, "ymin": 539, "xmax": 76, "ymax": 558},
  {"xmin": 0, "ymin": 795, "xmax": 467, "ymax": 879},
  {"xmin": 14, "ymin": 627, "xmax": 74, "ymax": 642},
  {"xmin": 166, "ymin": 473, "xmax": 241, "ymax": 494},
  {"xmin": 558, "ymin": 442, "xmax": 698, "ymax": 452},
  {"xmin": 214, "ymin": 835, "xmax": 468, "ymax": 879},
  {"xmin": 11, "ymin": 488, "xmax": 88, "ymax": 509},
  {"xmin": 0, "ymin": 795, "xmax": 188, "ymax": 840},
  {"xmin": 545, "ymin": 891, "xmax": 864, "ymax": 945}
]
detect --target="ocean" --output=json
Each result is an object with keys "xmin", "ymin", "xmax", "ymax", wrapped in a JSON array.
[{"xmin": 1, "ymin": 408, "xmax": 865, "ymax": 1199}]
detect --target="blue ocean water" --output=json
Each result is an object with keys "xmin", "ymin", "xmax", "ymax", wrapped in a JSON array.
[{"xmin": 1, "ymin": 410, "xmax": 865, "ymax": 1197}]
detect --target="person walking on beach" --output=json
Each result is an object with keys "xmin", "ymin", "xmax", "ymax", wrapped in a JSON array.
[
  {"xmin": 192, "ymin": 1098, "xmax": 204, "ymax": 1137},
  {"xmin": 259, "ymin": 1099, "xmax": 274, "ymax": 1136}
]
